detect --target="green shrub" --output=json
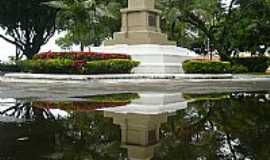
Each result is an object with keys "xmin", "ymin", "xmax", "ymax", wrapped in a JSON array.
[
  {"xmin": 231, "ymin": 65, "xmax": 249, "ymax": 73},
  {"xmin": 183, "ymin": 60, "xmax": 231, "ymax": 74},
  {"xmin": 19, "ymin": 59, "xmax": 74, "ymax": 74},
  {"xmin": 0, "ymin": 63, "xmax": 21, "ymax": 72},
  {"xmin": 231, "ymin": 57, "xmax": 270, "ymax": 72},
  {"xmin": 84, "ymin": 59, "xmax": 140, "ymax": 74},
  {"xmin": 19, "ymin": 59, "xmax": 139, "ymax": 74}
]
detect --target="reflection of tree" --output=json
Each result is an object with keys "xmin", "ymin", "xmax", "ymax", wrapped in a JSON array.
[
  {"xmin": 0, "ymin": 93, "xmax": 140, "ymax": 160},
  {"xmin": 0, "ymin": 101, "xmax": 56, "ymax": 121},
  {"xmin": 1, "ymin": 92, "xmax": 269, "ymax": 160},
  {"xmin": 0, "ymin": 101, "xmax": 127, "ymax": 160},
  {"xmin": 32, "ymin": 93, "xmax": 140, "ymax": 112},
  {"xmin": 59, "ymin": 112, "xmax": 126, "ymax": 160},
  {"xmin": 0, "ymin": 101, "xmax": 61, "ymax": 160},
  {"xmin": 155, "ymin": 92, "xmax": 270, "ymax": 160}
]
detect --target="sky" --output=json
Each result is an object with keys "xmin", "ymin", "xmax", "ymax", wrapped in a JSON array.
[
  {"xmin": 0, "ymin": 0, "xmax": 232, "ymax": 62},
  {"xmin": 0, "ymin": 30, "xmax": 64, "ymax": 61}
]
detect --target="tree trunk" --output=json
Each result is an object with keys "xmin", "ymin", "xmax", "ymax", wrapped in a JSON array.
[
  {"xmin": 80, "ymin": 43, "xmax": 84, "ymax": 52},
  {"xmin": 23, "ymin": 46, "xmax": 41, "ymax": 59},
  {"xmin": 218, "ymin": 48, "xmax": 231, "ymax": 61}
]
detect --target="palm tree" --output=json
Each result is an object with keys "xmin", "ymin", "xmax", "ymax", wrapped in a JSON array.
[{"xmin": 47, "ymin": 0, "xmax": 123, "ymax": 51}]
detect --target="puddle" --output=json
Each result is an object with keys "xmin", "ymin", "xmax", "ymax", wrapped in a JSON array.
[{"xmin": 0, "ymin": 91, "xmax": 270, "ymax": 160}]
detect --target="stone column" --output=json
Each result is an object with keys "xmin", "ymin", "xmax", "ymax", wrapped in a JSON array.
[
  {"xmin": 104, "ymin": 112, "xmax": 168, "ymax": 160},
  {"xmin": 128, "ymin": 0, "xmax": 155, "ymax": 9},
  {"xmin": 104, "ymin": 0, "xmax": 174, "ymax": 45}
]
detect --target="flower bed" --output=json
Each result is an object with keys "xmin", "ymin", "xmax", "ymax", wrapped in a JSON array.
[
  {"xmin": 19, "ymin": 59, "xmax": 139, "ymax": 74},
  {"xmin": 33, "ymin": 51, "xmax": 131, "ymax": 61},
  {"xmin": 33, "ymin": 101, "xmax": 130, "ymax": 112},
  {"xmin": 3, "ymin": 51, "xmax": 139, "ymax": 74},
  {"xmin": 32, "ymin": 93, "xmax": 140, "ymax": 112}
]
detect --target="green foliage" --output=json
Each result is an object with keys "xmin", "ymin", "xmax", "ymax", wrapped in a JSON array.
[
  {"xmin": 0, "ymin": 0, "xmax": 59, "ymax": 59},
  {"xmin": 231, "ymin": 57, "xmax": 270, "ymax": 72},
  {"xmin": 156, "ymin": 92, "xmax": 270, "ymax": 159},
  {"xmin": 231, "ymin": 64, "xmax": 249, "ymax": 74},
  {"xmin": 33, "ymin": 93, "xmax": 140, "ymax": 111},
  {"xmin": 19, "ymin": 59, "xmax": 74, "ymax": 74},
  {"xmin": 84, "ymin": 93, "xmax": 140, "ymax": 103},
  {"xmin": 158, "ymin": 0, "xmax": 270, "ymax": 59},
  {"xmin": 0, "ymin": 101, "xmax": 127, "ymax": 160},
  {"xmin": 0, "ymin": 63, "xmax": 21, "ymax": 73},
  {"xmin": 19, "ymin": 59, "xmax": 139, "ymax": 74},
  {"xmin": 84, "ymin": 59, "xmax": 140, "ymax": 74},
  {"xmin": 183, "ymin": 60, "xmax": 231, "ymax": 74},
  {"xmin": 183, "ymin": 93, "xmax": 229, "ymax": 100},
  {"xmin": 53, "ymin": 0, "xmax": 125, "ymax": 50},
  {"xmin": 232, "ymin": 0, "xmax": 270, "ymax": 54}
]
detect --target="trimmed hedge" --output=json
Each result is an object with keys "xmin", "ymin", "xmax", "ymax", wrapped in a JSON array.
[
  {"xmin": 84, "ymin": 59, "xmax": 139, "ymax": 74},
  {"xmin": 33, "ymin": 51, "xmax": 131, "ymax": 61},
  {"xmin": 231, "ymin": 65, "xmax": 249, "ymax": 73},
  {"xmin": 183, "ymin": 60, "xmax": 231, "ymax": 74},
  {"xmin": 19, "ymin": 59, "xmax": 139, "ymax": 74},
  {"xmin": 0, "ymin": 63, "xmax": 21, "ymax": 73},
  {"xmin": 19, "ymin": 59, "xmax": 75, "ymax": 74},
  {"xmin": 231, "ymin": 57, "xmax": 270, "ymax": 73}
]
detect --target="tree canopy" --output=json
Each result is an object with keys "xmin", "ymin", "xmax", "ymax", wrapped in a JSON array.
[
  {"xmin": 0, "ymin": 0, "xmax": 269, "ymax": 59},
  {"xmin": 158, "ymin": 0, "xmax": 270, "ymax": 59},
  {"xmin": 51, "ymin": 0, "xmax": 126, "ymax": 51},
  {"xmin": 0, "ymin": 0, "xmax": 59, "ymax": 59}
]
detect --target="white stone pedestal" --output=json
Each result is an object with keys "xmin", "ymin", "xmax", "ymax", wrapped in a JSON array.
[
  {"xmin": 100, "ymin": 92, "xmax": 188, "ymax": 115},
  {"xmin": 102, "ymin": 92, "xmax": 188, "ymax": 160},
  {"xmin": 91, "ymin": 44, "xmax": 196, "ymax": 74}
]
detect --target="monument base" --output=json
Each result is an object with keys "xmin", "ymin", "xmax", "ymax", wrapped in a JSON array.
[
  {"xmin": 91, "ymin": 44, "xmax": 196, "ymax": 74},
  {"xmin": 104, "ymin": 31, "xmax": 176, "ymax": 46}
]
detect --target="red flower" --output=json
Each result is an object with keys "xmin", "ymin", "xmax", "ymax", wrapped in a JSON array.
[{"xmin": 33, "ymin": 51, "xmax": 131, "ymax": 61}]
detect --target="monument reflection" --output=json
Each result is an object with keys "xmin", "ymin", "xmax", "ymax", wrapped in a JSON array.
[
  {"xmin": 1, "ymin": 92, "xmax": 270, "ymax": 159},
  {"xmin": 103, "ymin": 93, "xmax": 188, "ymax": 160}
]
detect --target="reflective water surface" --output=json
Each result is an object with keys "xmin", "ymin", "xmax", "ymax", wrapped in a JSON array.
[{"xmin": 0, "ymin": 92, "xmax": 270, "ymax": 160}]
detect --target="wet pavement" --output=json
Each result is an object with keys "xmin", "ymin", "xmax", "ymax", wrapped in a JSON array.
[{"xmin": 0, "ymin": 78, "xmax": 270, "ymax": 99}]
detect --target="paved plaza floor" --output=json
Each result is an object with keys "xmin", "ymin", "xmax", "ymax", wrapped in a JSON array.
[{"xmin": 0, "ymin": 75, "xmax": 270, "ymax": 99}]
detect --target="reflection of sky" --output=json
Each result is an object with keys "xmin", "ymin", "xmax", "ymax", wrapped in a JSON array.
[
  {"xmin": 0, "ymin": 98, "xmax": 26, "ymax": 122},
  {"xmin": 100, "ymin": 93, "xmax": 188, "ymax": 115},
  {"xmin": 0, "ymin": 98, "xmax": 69, "ymax": 122},
  {"xmin": 0, "ymin": 98, "xmax": 16, "ymax": 111},
  {"xmin": 101, "ymin": 102, "xmax": 187, "ymax": 115},
  {"xmin": 0, "ymin": 30, "xmax": 66, "ymax": 62},
  {"xmin": 49, "ymin": 109, "xmax": 70, "ymax": 119}
]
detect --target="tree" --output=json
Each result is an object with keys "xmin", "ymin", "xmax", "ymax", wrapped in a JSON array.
[
  {"xmin": 232, "ymin": 0, "xmax": 270, "ymax": 56},
  {"xmin": 0, "ymin": 101, "xmax": 127, "ymax": 160},
  {"xmin": 0, "ymin": 0, "xmax": 59, "ymax": 59},
  {"xmin": 154, "ymin": 92, "xmax": 270, "ymax": 159},
  {"xmin": 158, "ymin": 0, "xmax": 270, "ymax": 60},
  {"xmin": 159, "ymin": 0, "xmax": 235, "ymax": 60},
  {"xmin": 51, "ymin": 0, "xmax": 124, "ymax": 51}
]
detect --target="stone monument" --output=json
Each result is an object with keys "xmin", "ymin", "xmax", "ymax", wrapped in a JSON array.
[
  {"xmin": 102, "ymin": 92, "xmax": 188, "ymax": 160},
  {"xmin": 104, "ymin": 112, "xmax": 167, "ymax": 160},
  {"xmin": 104, "ymin": 0, "xmax": 173, "ymax": 45},
  {"xmin": 92, "ymin": 0, "xmax": 196, "ymax": 74}
]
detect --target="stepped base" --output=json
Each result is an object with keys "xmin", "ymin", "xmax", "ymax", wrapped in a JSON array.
[
  {"xmin": 104, "ymin": 31, "xmax": 175, "ymax": 46},
  {"xmin": 91, "ymin": 44, "xmax": 196, "ymax": 74}
]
